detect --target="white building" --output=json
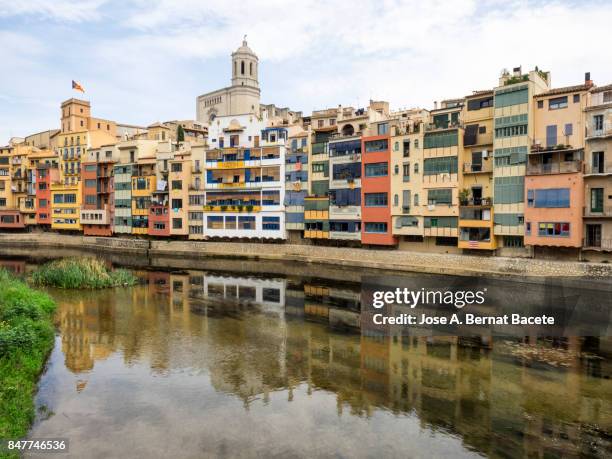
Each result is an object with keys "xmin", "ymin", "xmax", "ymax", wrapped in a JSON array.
[{"xmin": 203, "ymin": 113, "xmax": 287, "ymax": 239}]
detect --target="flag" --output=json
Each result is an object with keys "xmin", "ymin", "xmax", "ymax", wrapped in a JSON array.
[{"xmin": 72, "ymin": 80, "xmax": 85, "ymax": 93}]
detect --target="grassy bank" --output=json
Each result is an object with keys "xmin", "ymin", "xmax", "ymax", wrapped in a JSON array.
[
  {"xmin": 0, "ymin": 269, "xmax": 56, "ymax": 448},
  {"xmin": 30, "ymin": 257, "xmax": 136, "ymax": 289}
]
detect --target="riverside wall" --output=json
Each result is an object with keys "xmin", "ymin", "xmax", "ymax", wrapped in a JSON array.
[{"xmin": 1, "ymin": 233, "xmax": 611, "ymax": 279}]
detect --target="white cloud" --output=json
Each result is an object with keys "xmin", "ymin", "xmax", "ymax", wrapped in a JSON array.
[
  {"xmin": 1, "ymin": 0, "xmax": 612, "ymax": 143},
  {"xmin": 0, "ymin": 0, "xmax": 107, "ymax": 22}
]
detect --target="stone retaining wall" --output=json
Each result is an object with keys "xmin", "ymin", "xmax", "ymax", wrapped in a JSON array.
[{"xmin": 1, "ymin": 233, "xmax": 610, "ymax": 278}]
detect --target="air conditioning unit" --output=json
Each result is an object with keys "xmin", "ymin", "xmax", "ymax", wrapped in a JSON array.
[
  {"xmin": 482, "ymin": 150, "xmax": 488, "ymax": 158},
  {"xmin": 428, "ymin": 204, "xmax": 435, "ymax": 211}
]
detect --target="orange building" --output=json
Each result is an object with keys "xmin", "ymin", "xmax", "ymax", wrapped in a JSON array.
[
  {"xmin": 361, "ymin": 130, "xmax": 397, "ymax": 245},
  {"xmin": 524, "ymin": 78, "xmax": 591, "ymax": 257}
]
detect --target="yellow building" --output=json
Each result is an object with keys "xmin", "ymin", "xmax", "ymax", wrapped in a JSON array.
[
  {"xmin": 51, "ymin": 181, "xmax": 82, "ymax": 231},
  {"xmin": 458, "ymin": 90, "xmax": 496, "ymax": 251},
  {"xmin": 390, "ymin": 109, "xmax": 429, "ymax": 249},
  {"xmin": 131, "ymin": 158, "xmax": 157, "ymax": 235}
]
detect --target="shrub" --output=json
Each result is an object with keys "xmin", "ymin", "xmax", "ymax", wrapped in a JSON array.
[{"xmin": 30, "ymin": 257, "xmax": 137, "ymax": 289}]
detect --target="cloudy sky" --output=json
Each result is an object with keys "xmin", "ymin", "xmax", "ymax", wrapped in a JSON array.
[{"xmin": 1, "ymin": 0, "xmax": 611, "ymax": 143}]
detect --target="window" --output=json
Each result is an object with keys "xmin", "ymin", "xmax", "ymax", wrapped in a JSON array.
[
  {"xmin": 494, "ymin": 176, "xmax": 524, "ymax": 204},
  {"xmin": 564, "ymin": 123, "xmax": 573, "ymax": 136},
  {"xmin": 39, "ymin": 199, "xmax": 47, "ymax": 208},
  {"xmin": 238, "ymin": 216, "xmax": 255, "ymax": 230},
  {"xmin": 424, "ymin": 216, "xmax": 457, "ymax": 228},
  {"xmin": 172, "ymin": 180, "xmax": 182, "ymax": 190},
  {"xmin": 527, "ymin": 189, "xmax": 534, "ymax": 207},
  {"xmin": 414, "ymin": 163, "xmax": 419, "ymax": 174},
  {"xmin": 377, "ymin": 123, "xmax": 389, "ymax": 135},
  {"xmin": 225, "ymin": 216, "xmax": 236, "ymax": 229},
  {"xmin": 365, "ymin": 162, "xmax": 388, "ymax": 177},
  {"xmin": 403, "ymin": 164, "xmax": 410, "ymax": 182},
  {"xmin": 424, "ymin": 131, "xmax": 458, "ymax": 148},
  {"xmin": 393, "ymin": 194, "xmax": 399, "ymax": 206},
  {"xmin": 503, "ymin": 236, "xmax": 524, "ymax": 248},
  {"xmin": 262, "ymin": 216, "xmax": 280, "ymax": 230},
  {"xmin": 312, "ymin": 162, "xmax": 327, "ymax": 174},
  {"xmin": 172, "ymin": 218, "xmax": 183, "ymax": 229},
  {"xmin": 538, "ymin": 222, "xmax": 570, "ymax": 237},
  {"xmin": 171, "ymin": 163, "xmax": 182, "ymax": 172},
  {"xmin": 329, "ymin": 118, "xmax": 336, "ymax": 126},
  {"xmin": 573, "ymin": 94, "xmax": 580, "ymax": 103},
  {"xmin": 171, "ymin": 199, "xmax": 183, "ymax": 209},
  {"xmin": 402, "ymin": 140, "xmax": 410, "ymax": 157},
  {"xmin": 534, "ymin": 188, "xmax": 570, "ymax": 208},
  {"xmin": 85, "ymin": 164, "xmax": 96, "ymax": 172},
  {"xmin": 591, "ymin": 188, "xmax": 604, "ymax": 212},
  {"xmin": 394, "ymin": 141, "xmax": 399, "ymax": 151},
  {"xmin": 207, "ymin": 216, "xmax": 223, "ymax": 229},
  {"xmin": 365, "ymin": 193, "xmax": 388, "ymax": 207},
  {"xmin": 85, "ymin": 195, "xmax": 96, "ymax": 205},
  {"xmin": 526, "ymin": 222, "xmax": 531, "ymax": 235},
  {"xmin": 85, "ymin": 179, "xmax": 96, "ymax": 188},
  {"xmin": 549, "ymin": 96, "xmax": 568, "ymax": 110},
  {"xmin": 424, "ymin": 156, "xmax": 458, "ymax": 175},
  {"xmin": 364, "ymin": 139, "xmax": 388, "ymax": 152},
  {"xmin": 154, "ymin": 223, "xmax": 166, "ymax": 230},
  {"xmin": 427, "ymin": 189, "xmax": 452, "ymax": 205},
  {"xmin": 38, "ymin": 183, "xmax": 47, "ymax": 190},
  {"xmin": 478, "ymin": 126, "xmax": 486, "ymax": 134},
  {"xmin": 594, "ymin": 115, "xmax": 604, "ymax": 131},
  {"xmin": 365, "ymin": 222, "xmax": 387, "ymax": 233},
  {"xmin": 537, "ymin": 100, "xmax": 544, "ymax": 109},
  {"xmin": 318, "ymin": 120, "xmax": 324, "ymax": 128},
  {"xmin": 414, "ymin": 194, "xmax": 419, "ymax": 206}
]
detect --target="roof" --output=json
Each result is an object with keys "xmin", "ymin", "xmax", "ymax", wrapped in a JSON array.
[
  {"xmin": 147, "ymin": 122, "xmax": 170, "ymax": 129},
  {"xmin": 466, "ymin": 90, "xmax": 494, "ymax": 98},
  {"xmin": 534, "ymin": 83, "xmax": 592, "ymax": 98},
  {"xmin": 591, "ymin": 83, "xmax": 612, "ymax": 93}
]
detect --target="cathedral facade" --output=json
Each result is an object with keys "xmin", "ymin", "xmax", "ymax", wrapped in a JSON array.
[{"xmin": 196, "ymin": 38, "xmax": 261, "ymax": 124}]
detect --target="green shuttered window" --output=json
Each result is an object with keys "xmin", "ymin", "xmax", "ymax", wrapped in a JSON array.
[{"xmin": 494, "ymin": 176, "xmax": 524, "ymax": 204}]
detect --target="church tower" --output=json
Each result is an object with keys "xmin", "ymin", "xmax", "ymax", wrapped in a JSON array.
[{"xmin": 231, "ymin": 36, "xmax": 259, "ymax": 89}]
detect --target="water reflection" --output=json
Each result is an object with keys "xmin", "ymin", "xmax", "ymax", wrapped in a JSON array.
[{"xmin": 16, "ymin": 265, "xmax": 611, "ymax": 458}]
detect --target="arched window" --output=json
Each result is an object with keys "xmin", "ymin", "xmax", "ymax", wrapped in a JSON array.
[
  {"xmin": 394, "ymin": 194, "xmax": 399, "ymax": 206},
  {"xmin": 234, "ymin": 61, "xmax": 237, "ymax": 76},
  {"xmin": 241, "ymin": 61, "xmax": 245, "ymax": 75},
  {"xmin": 250, "ymin": 62, "xmax": 253, "ymax": 75}
]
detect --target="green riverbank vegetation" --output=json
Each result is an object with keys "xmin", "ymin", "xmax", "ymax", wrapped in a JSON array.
[
  {"xmin": 0, "ymin": 269, "xmax": 56, "ymax": 448},
  {"xmin": 30, "ymin": 257, "xmax": 137, "ymax": 289}
]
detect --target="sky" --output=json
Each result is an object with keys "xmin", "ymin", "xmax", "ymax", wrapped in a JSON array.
[{"xmin": 1, "ymin": 0, "xmax": 612, "ymax": 143}]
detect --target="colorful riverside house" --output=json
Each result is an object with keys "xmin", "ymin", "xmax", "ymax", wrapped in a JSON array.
[
  {"xmin": 50, "ymin": 180, "xmax": 82, "ymax": 232},
  {"xmin": 492, "ymin": 67, "xmax": 550, "ymax": 256},
  {"xmin": 0, "ymin": 142, "xmax": 24, "ymax": 230},
  {"xmin": 80, "ymin": 145, "xmax": 117, "ymax": 236},
  {"xmin": 149, "ymin": 140, "xmax": 173, "ymax": 237},
  {"xmin": 31, "ymin": 149, "xmax": 60, "ymax": 229},
  {"xmin": 304, "ymin": 109, "xmax": 336, "ymax": 240},
  {"xmin": 389, "ymin": 109, "xmax": 429, "ymax": 250},
  {"xmin": 525, "ymin": 76, "xmax": 592, "ymax": 259},
  {"xmin": 420, "ymin": 99, "xmax": 464, "ymax": 253},
  {"xmin": 168, "ymin": 149, "xmax": 192, "ymax": 237},
  {"xmin": 284, "ymin": 130, "xmax": 309, "ymax": 241},
  {"xmin": 203, "ymin": 118, "xmax": 286, "ymax": 239},
  {"xmin": 361, "ymin": 122, "xmax": 396, "ymax": 245},
  {"xmin": 458, "ymin": 90, "xmax": 496, "ymax": 252},
  {"xmin": 187, "ymin": 143, "xmax": 205, "ymax": 239},
  {"xmin": 132, "ymin": 157, "xmax": 156, "ymax": 235},
  {"xmin": 582, "ymin": 83, "xmax": 612, "ymax": 260},
  {"xmin": 328, "ymin": 131, "xmax": 362, "ymax": 243}
]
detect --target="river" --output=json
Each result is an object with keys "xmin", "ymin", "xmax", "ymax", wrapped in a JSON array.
[{"xmin": 1, "ymin": 254, "xmax": 610, "ymax": 458}]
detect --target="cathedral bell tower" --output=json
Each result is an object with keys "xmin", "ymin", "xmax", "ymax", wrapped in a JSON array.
[{"xmin": 231, "ymin": 36, "xmax": 259, "ymax": 89}]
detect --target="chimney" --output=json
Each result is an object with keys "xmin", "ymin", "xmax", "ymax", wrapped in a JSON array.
[
  {"xmin": 585, "ymin": 72, "xmax": 593, "ymax": 88},
  {"xmin": 433, "ymin": 101, "xmax": 438, "ymax": 110},
  {"xmin": 513, "ymin": 66, "xmax": 522, "ymax": 76}
]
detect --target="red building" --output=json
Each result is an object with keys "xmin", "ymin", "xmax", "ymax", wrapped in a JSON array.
[
  {"xmin": 0, "ymin": 210, "xmax": 25, "ymax": 230},
  {"xmin": 361, "ymin": 133, "xmax": 397, "ymax": 245},
  {"xmin": 35, "ymin": 164, "xmax": 58, "ymax": 227},
  {"xmin": 148, "ymin": 191, "xmax": 170, "ymax": 237},
  {"xmin": 80, "ymin": 161, "xmax": 114, "ymax": 236}
]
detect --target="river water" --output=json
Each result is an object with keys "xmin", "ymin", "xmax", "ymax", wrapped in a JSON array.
[{"xmin": 1, "ymin": 254, "xmax": 610, "ymax": 458}]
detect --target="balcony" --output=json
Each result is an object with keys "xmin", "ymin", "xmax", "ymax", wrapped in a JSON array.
[
  {"xmin": 526, "ymin": 160, "xmax": 582, "ymax": 175},
  {"xmin": 459, "ymin": 197, "xmax": 492, "ymax": 207},
  {"xmin": 584, "ymin": 162, "xmax": 612, "ymax": 175},
  {"xmin": 202, "ymin": 205, "xmax": 261, "ymax": 213},
  {"xmin": 424, "ymin": 121, "xmax": 463, "ymax": 132},
  {"xmin": 584, "ymin": 206, "xmax": 612, "ymax": 218},
  {"xmin": 586, "ymin": 127, "xmax": 612, "ymax": 140},
  {"xmin": 583, "ymin": 238, "xmax": 612, "ymax": 251},
  {"xmin": 462, "ymin": 162, "xmax": 492, "ymax": 174},
  {"xmin": 530, "ymin": 139, "xmax": 577, "ymax": 153},
  {"xmin": 329, "ymin": 231, "xmax": 361, "ymax": 241}
]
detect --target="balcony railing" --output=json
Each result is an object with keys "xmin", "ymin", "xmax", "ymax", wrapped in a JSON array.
[
  {"xmin": 526, "ymin": 160, "xmax": 582, "ymax": 175},
  {"xmin": 586, "ymin": 127, "xmax": 612, "ymax": 139},
  {"xmin": 583, "ymin": 238, "xmax": 612, "ymax": 250},
  {"xmin": 462, "ymin": 162, "xmax": 492, "ymax": 174},
  {"xmin": 584, "ymin": 206, "xmax": 612, "ymax": 217},
  {"xmin": 425, "ymin": 121, "xmax": 463, "ymax": 132},
  {"xmin": 584, "ymin": 162, "xmax": 612, "ymax": 175},
  {"xmin": 459, "ymin": 197, "xmax": 492, "ymax": 207},
  {"xmin": 530, "ymin": 138, "xmax": 576, "ymax": 152}
]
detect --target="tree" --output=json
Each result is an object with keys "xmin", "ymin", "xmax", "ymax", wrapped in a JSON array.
[{"xmin": 177, "ymin": 125, "xmax": 185, "ymax": 142}]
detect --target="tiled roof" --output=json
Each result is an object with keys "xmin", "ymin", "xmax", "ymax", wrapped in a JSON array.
[
  {"xmin": 534, "ymin": 84, "xmax": 591, "ymax": 98},
  {"xmin": 591, "ymin": 83, "xmax": 612, "ymax": 93}
]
